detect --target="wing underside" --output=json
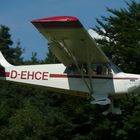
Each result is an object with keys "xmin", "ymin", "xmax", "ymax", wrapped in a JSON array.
[{"xmin": 32, "ymin": 16, "xmax": 109, "ymax": 66}]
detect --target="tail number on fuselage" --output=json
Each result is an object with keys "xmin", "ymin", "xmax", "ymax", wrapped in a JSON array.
[{"xmin": 10, "ymin": 70, "xmax": 49, "ymax": 80}]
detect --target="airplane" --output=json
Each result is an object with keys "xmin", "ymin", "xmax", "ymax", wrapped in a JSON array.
[{"xmin": 0, "ymin": 16, "xmax": 140, "ymax": 114}]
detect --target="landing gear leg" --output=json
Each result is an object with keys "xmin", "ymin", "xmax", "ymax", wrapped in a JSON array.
[{"xmin": 103, "ymin": 99, "xmax": 122, "ymax": 115}]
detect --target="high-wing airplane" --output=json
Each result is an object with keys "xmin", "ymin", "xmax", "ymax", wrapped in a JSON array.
[{"xmin": 0, "ymin": 16, "xmax": 140, "ymax": 114}]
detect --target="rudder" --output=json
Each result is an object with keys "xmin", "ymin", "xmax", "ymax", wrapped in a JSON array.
[{"xmin": 0, "ymin": 51, "xmax": 13, "ymax": 67}]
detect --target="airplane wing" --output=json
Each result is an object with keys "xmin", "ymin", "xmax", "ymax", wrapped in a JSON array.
[{"xmin": 32, "ymin": 16, "xmax": 109, "ymax": 66}]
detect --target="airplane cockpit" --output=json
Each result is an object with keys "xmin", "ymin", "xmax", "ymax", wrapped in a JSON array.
[{"xmin": 65, "ymin": 62, "xmax": 122, "ymax": 76}]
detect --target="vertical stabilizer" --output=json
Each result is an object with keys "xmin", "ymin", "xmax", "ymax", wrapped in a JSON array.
[{"xmin": 0, "ymin": 51, "xmax": 13, "ymax": 67}]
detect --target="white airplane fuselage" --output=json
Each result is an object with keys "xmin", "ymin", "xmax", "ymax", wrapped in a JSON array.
[{"xmin": 1, "ymin": 63, "xmax": 140, "ymax": 99}]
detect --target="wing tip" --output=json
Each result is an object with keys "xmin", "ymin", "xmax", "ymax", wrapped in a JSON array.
[
  {"xmin": 31, "ymin": 16, "xmax": 83, "ymax": 28},
  {"xmin": 31, "ymin": 16, "xmax": 79, "ymax": 23}
]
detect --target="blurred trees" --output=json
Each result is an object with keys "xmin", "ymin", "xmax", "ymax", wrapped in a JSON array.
[
  {"xmin": 0, "ymin": 26, "xmax": 24, "ymax": 65},
  {"xmin": 93, "ymin": 0, "xmax": 140, "ymax": 73},
  {"xmin": 0, "ymin": 0, "xmax": 140, "ymax": 140}
]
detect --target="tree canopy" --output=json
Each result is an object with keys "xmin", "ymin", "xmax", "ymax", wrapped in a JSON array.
[
  {"xmin": 93, "ymin": 0, "xmax": 140, "ymax": 73},
  {"xmin": 0, "ymin": 25, "xmax": 24, "ymax": 65}
]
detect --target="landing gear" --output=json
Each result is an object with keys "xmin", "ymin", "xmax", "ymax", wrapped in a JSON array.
[
  {"xmin": 103, "ymin": 99, "xmax": 122, "ymax": 115},
  {"xmin": 92, "ymin": 98, "xmax": 122, "ymax": 115}
]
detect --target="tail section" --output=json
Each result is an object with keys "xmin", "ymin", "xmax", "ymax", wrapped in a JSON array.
[
  {"xmin": 0, "ymin": 51, "xmax": 13, "ymax": 67},
  {"xmin": 0, "ymin": 51, "xmax": 13, "ymax": 78}
]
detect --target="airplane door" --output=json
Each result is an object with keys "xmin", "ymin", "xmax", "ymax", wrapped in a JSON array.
[{"xmin": 93, "ymin": 77, "xmax": 113, "ymax": 98}]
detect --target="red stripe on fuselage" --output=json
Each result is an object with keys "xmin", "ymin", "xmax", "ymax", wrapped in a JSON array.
[
  {"xmin": 0, "ymin": 72, "xmax": 10, "ymax": 77},
  {"xmin": 49, "ymin": 74, "xmax": 138, "ymax": 80}
]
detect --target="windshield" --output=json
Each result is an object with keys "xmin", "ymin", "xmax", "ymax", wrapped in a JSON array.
[{"xmin": 107, "ymin": 62, "xmax": 122, "ymax": 74}]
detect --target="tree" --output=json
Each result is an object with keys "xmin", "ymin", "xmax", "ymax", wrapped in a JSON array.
[
  {"xmin": 93, "ymin": 0, "xmax": 140, "ymax": 73},
  {"xmin": 24, "ymin": 52, "xmax": 41, "ymax": 65},
  {"xmin": 0, "ymin": 25, "xmax": 24, "ymax": 65},
  {"xmin": 43, "ymin": 49, "xmax": 59, "ymax": 64},
  {"xmin": 8, "ymin": 101, "xmax": 47, "ymax": 140}
]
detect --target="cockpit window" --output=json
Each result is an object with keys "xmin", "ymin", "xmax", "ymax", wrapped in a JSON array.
[
  {"xmin": 90, "ymin": 64, "xmax": 112, "ymax": 75},
  {"xmin": 65, "ymin": 63, "xmax": 114, "ymax": 76},
  {"xmin": 64, "ymin": 65, "xmax": 80, "ymax": 74}
]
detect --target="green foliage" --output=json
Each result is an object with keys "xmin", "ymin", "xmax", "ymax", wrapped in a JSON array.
[
  {"xmin": 0, "ymin": 25, "xmax": 24, "ymax": 65},
  {"xmin": 93, "ymin": 0, "xmax": 140, "ymax": 73},
  {"xmin": 8, "ymin": 102, "xmax": 47, "ymax": 140},
  {"xmin": 24, "ymin": 52, "xmax": 41, "ymax": 65},
  {"xmin": 43, "ymin": 49, "xmax": 60, "ymax": 64}
]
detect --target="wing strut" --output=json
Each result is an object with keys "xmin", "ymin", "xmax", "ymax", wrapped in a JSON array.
[
  {"xmin": 85, "ymin": 39, "xmax": 94, "ymax": 98},
  {"xmin": 58, "ymin": 40, "xmax": 94, "ymax": 99}
]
